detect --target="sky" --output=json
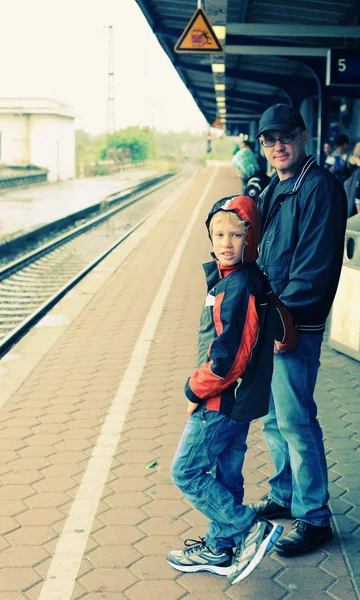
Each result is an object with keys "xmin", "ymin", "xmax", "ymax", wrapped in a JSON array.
[{"xmin": 0, "ymin": 0, "xmax": 209, "ymax": 135}]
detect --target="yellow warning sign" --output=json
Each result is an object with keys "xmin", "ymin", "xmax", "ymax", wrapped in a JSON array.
[{"xmin": 174, "ymin": 8, "xmax": 224, "ymax": 54}]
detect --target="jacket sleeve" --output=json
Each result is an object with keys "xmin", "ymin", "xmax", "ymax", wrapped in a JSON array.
[
  {"xmin": 279, "ymin": 176, "xmax": 347, "ymax": 324},
  {"xmin": 185, "ymin": 280, "xmax": 259, "ymax": 403}
]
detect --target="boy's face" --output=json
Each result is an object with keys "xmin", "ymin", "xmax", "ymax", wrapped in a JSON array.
[{"xmin": 211, "ymin": 215, "xmax": 246, "ymax": 266}]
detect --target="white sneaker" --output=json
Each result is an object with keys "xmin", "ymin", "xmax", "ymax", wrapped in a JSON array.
[
  {"xmin": 166, "ymin": 537, "xmax": 233, "ymax": 575},
  {"xmin": 227, "ymin": 519, "xmax": 283, "ymax": 585}
]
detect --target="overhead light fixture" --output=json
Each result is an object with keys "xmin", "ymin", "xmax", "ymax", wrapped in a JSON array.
[
  {"xmin": 212, "ymin": 63, "xmax": 225, "ymax": 73},
  {"xmin": 216, "ymin": 96, "xmax": 226, "ymax": 102},
  {"xmin": 219, "ymin": 108, "xmax": 226, "ymax": 114},
  {"xmin": 217, "ymin": 101, "xmax": 226, "ymax": 107},
  {"xmin": 213, "ymin": 26, "xmax": 226, "ymax": 40},
  {"xmin": 215, "ymin": 84, "xmax": 225, "ymax": 91}
]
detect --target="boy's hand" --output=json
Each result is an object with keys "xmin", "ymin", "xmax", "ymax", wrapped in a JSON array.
[{"xmin": 187, "ymin": 400, "xmax": 199, "ymax": 416}]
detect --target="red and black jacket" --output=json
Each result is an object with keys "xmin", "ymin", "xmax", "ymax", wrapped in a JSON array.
[{"xmin": 185, "ymin": 195, "xmax": 296, "ymax": 422}]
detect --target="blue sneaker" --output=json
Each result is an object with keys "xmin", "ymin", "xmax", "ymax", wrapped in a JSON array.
[
  {"xmin": 227, "ymin": 519, "xmax": 283, "ymax": 585},
  {"xmin": 166, "ymin": 537, "xmax": 233, "ymax": 575}
]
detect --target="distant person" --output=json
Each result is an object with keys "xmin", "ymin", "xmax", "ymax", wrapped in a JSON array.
[
  {"xmin": 232, "ymin": 142, "xmax": 260, "ymax": 185},
  {"xmin": 250, "ymin": 103, "xmax": 347, "ymax": 557},
  {"xmin": 333, "ymin": 133, "xmax": 354, "ymax": 182},
  {"xmin": 241, "ymin": 140, "xmax": 271, "ymax": 203},
  {"xmin": 344, "ymin": 141, "xmax": 360, "ymax": 217},
  {"xmin": 323, "ymin": 141, "xmax": 338, "ymax": 171},
  {"xmin": 166, "ymin": 195, "xmax": 296, "ymax": 585},
  {"xmin": 232, "ymin": 141, "xmax": 240, "ymax": 155}
]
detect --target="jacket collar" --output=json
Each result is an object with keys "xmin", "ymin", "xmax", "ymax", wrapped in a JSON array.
[{"xmin": 262, "ymin": 155, "xmax": 317, "ymax": 201}]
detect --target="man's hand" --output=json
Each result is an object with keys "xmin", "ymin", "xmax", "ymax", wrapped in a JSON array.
[
  {"xmin": 187, "ymin": 400, "xmax": 199, "ymax": 416},
  {"xmin": 274, "ymin": 340, "xmax": 288, "ymax": 355}
]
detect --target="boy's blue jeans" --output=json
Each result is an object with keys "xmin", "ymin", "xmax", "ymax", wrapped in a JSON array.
[
  {"xmin": 261, "ymin": 333, "xmax": 331, "ymax": 526},
  {"xmin": 170, "ymin": 407, "xmax": 256, "ymax": 554}
]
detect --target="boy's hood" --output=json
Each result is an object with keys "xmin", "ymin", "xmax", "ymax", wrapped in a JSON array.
[{"xmin": 205, "ymin": 195, "xmax": 261, "ymax": 263}]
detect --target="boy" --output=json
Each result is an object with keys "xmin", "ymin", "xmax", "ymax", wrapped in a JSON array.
[{"xmin": 166, "ymin": 195, "xmax": 297, "ymax": 586}]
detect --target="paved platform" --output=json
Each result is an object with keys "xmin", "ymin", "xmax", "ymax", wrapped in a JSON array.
[
  {"xmin": 0, "ymin": 164, "xmax": 359, "ymax": 600},
  {"xmin": 0, "ymin": 167, "xmax": 158, "ymax": 240}
]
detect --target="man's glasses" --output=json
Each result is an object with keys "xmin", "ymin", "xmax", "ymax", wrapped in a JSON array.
[{"xmin": 260, "ymin": 131, "xmax": 299, "ymax": 147}]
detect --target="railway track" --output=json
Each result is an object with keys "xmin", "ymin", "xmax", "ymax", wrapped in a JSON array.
[{"xmin": 0, "ymin": 169, "xmax": 189, "ymax": 358}]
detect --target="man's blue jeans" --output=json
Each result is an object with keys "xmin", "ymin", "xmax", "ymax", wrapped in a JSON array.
[
  {"xmin": 170, "ymin": 407, "xmax": 256, "ymax": 553},
  {"xmin": 261, "ymin": 333, "xmax": 331, "ymax": 526}
]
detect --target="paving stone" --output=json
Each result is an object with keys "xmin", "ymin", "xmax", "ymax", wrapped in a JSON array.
[
  {"xmin": 326, "ymin": 577, "xmax": 358, "ymax": 600},
  {"xmin": 105, "ymin": 491, "xmax": 150, "ymax": 508},
  {"xmin": 0, "ymin": 517, "xmax": 21, "ymax": 535},
  {"xmin": 88, "ymin": 544, "xmax": 142, "ymax": 568},
  {"xmin": 226, "ymin": 578, "xmax": 287, "ymax": 599},
  {"xmin": 0, "ymin": 567, "xmax": 41, "ymax": 592},
  {"xmin": 78, "ymin": 567, "xmax": 137, "ymax": 593},
  {"xmin": 94, "ymin": 525, "xmax": 144, "ymax": 546},
  {"xmin": 125, "ymin": 580, "xmax": 185, "ymax": 600},
  {"xmin": 276, "ymin": 566, "xmax": 335, "ymax": 591},
  {"xmin": 130, "ymin": 556, "xmax": 179, "ymax": 580},
  {"xmin": 143, "ymin": 499, "xmax": 188, "ymax": 518},
  {"xmin": 0, "ymin": 499, "xmax": 26, "ymax": 516},
  {"xmin": 0, "ymin": 545, "xmax": 48, "ymax": 567},
  {"xmin": 16, "ymin": 507, "xmax": 63, "ymax": 526},
  {"xmin": 99, "ymin": 508, "xmax": 146, "ymax": 526},
  {"xmin": 108, "ymin": 478, "xmax": 153, "ymax": 493},
  {"xmin": 5, "ymin": 525, "xmax": 57, "ymax": 546},
  {"xmin": 139, "ymin": 516, "xmax": 190, "ymax": 536}
]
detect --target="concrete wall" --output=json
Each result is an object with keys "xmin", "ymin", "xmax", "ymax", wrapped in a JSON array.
[
  {"xmin": 0, "ymin": 112, "xmax": 75, "ymax": 182},
  {"xmin": 0, "ymin": 114, "xmax": 27, "ymax": 165},
  {"xmin": 29, "ymin": 114, "xmax": 75, "ymax": 182}
]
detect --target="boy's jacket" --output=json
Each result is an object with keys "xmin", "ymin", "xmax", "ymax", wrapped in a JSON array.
[{"xmin": 185, "ymin": 195, "xmax": 296, "ymax": 422}]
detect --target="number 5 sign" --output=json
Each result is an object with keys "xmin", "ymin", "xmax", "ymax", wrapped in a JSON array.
[{"xmin": 326, "ymin": 49, "xmax": 360, "ymax": 86}]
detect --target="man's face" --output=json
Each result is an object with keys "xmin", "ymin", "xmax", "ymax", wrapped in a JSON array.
[
  {"xmin": 260, "ymin": 128, "xmax": 309, "ymax": 179},
  {"xmin": 324, "ymin": 143, "xmax": 333, "ymax": 156}
]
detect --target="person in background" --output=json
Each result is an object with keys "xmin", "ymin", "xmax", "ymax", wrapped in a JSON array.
[
  {"xmin": 243, "ymin": 140, "xmax": 271, "ymax": 203},
  {"xmin": 344, "ymin": 141, "xmax": 360, "ymax": 217},
  {"xmin": 233, "ymin": 140, "xmax": 270, "ymax": 201},
  {"xmin": 232, "ymin": 141, "xmax": 260, "ymax": 187},
  {"xmin": 250, "ymin": 103, "xmax": 347, "ymax": 557},
  {"xmin": 333, "ymin": 133, "xmax": 354, "ymax": 182},
  {"xmin": 323, "ymin": 140, "xmax": 338, "ymax": 171}
]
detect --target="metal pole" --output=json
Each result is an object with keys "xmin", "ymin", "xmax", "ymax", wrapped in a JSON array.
[{"xmin": 106, "ymin": 25, "xmax": 116, "ymax": 159}]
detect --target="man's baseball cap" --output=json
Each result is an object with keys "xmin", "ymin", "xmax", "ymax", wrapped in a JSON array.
[{"xmin": 257, "ymin": 104, "xmax": 306, "ymax": 138}]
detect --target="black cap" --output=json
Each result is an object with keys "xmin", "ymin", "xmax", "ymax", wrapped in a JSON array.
[{"xmin": 257, "ymin": 104, "xmax": 306, "ymax": 138}]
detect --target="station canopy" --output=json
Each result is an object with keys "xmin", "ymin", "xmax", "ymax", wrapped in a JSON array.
[{"xmin": 134, "ymin": 0, "xmax": 360, "ymax": 136}]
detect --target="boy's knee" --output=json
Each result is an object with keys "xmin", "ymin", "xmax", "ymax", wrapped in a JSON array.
[{"xmin": 170, "ymin": 468, "xmax": 186, "ymax": 491}]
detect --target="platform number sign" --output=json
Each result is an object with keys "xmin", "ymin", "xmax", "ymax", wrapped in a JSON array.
[{"xmin": 326, "ymin": 49, "xmax": 360, "ymax": 86}]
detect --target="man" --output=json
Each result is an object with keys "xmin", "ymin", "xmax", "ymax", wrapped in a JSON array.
[
  {"xmin": 344, "ymin": 141, "xmax": 360, "ymax": 217},
  {"xmin": 333, "ymin": 133, "xmax": 354, "ymax": 182},
  {"xmin": 250, "ymin": 104, "xmax": 347, "ymax": 556}
]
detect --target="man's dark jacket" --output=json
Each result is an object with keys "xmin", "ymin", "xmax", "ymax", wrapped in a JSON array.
[{"xmin": 257, "ymin": 156, "xmax": 347, "ymax": 334}]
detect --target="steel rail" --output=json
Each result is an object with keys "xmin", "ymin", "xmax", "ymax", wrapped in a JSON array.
[{"xmin": 0, "ymin": 170, "xmax": 185, "ymax": 358}]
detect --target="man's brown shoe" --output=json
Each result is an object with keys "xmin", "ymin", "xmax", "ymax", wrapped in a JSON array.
[
  {"xmin": 249, "ymin": 496, "xmax": 292, "ymax": 519},
  {"xmin": 275, "ymin": 520, "xmax": 333, "ymax": 556}
]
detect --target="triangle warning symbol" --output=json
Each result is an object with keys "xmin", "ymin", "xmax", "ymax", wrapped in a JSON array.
[{"xmin": 174, "ymin": 8, "xmax": 224, "ymax": 54}]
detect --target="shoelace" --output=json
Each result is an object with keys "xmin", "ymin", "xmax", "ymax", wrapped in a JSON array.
[
  {"xmin": 183, "ymin": 537, "xmax": 207, "ymax": 555},
  {"xmin": 233, "ymin": 539, "xmax": 245, "ymax": 565},
  {"xmin": 291, "ymin": 519, "xmax": 306, "ymax": 532}
]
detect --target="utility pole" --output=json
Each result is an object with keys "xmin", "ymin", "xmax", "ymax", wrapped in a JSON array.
[{"xmin": 104, "ymin": 25, "xmax": 116, "ymax": 158}]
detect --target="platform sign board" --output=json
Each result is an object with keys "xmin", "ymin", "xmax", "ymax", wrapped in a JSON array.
[
  {"xmin": 174, "ymin": 8, "xmax": 224, "ymax": 54},
  {"xmin": 326, "ymin": 49, "xmax": 360, "ymax": 86}
]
